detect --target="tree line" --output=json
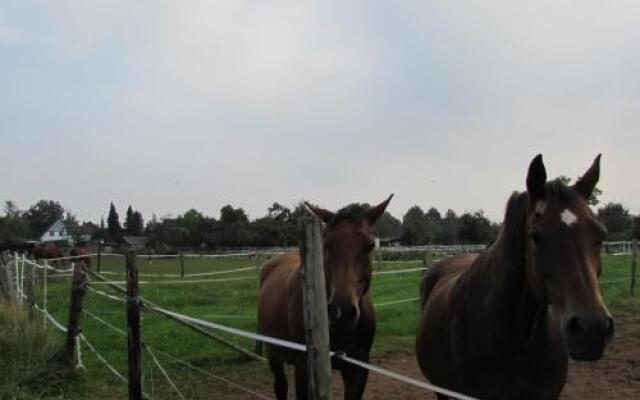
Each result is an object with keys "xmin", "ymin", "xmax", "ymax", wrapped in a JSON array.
[{"xmin": 1, "ymin": 198, "xmax": 639, "ymax": 250}]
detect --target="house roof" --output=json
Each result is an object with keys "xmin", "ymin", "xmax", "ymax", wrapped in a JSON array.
[{"xmin": 45, "ymin": 219, "xmax": 66, "ymax": 233}]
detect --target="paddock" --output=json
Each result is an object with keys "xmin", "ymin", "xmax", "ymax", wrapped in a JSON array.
[{"xmin": 1, "ymin": 240, "xmax": 637, "ymax": 399}]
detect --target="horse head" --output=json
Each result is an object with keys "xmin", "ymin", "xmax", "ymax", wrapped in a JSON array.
[
  {"xmin": 305, "ymin": 194, "xmax": 393, "ymax": 332},
  {"xmin": 524, "ymin": 154, "xmax": 613, "ymax": 360}
]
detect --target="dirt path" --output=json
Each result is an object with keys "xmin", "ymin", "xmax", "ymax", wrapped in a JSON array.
[{"xmin": 223, "ymin": 316, "xmax": 639, "ymax": 399}]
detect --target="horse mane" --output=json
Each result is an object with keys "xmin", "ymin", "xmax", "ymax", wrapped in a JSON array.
[
  {"xmin": 491, "ymin": 178, "xmax": 578, "ymax": 254},
  {"xmin": 327, "ymin": 204, "xmax": 370, "ymax": 227}
]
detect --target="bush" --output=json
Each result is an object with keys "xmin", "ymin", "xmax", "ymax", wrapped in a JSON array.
[{"xmin": 0, "ymin": 301, "xmax": 67, "ymax": 398}]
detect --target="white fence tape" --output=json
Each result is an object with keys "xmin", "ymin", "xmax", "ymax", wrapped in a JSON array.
[
  {"xmin": 90, "ymin": 276, "xmax": 255, "ymax": 286},
  {"xmin": 145, "ymin": 304, "xmax": 477, "ymax": 400}
]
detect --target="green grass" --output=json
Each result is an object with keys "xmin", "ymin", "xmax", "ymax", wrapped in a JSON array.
[
  {"xmin": 23, "ymin": 254, "xmax": 639, "ymax": 399},
  {"xmin": 0, "ymin": 300, "xmax": 69, "ymax": 399}
]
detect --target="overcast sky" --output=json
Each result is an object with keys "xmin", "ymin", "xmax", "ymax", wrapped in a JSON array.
[{"xmin": 1, "ymin": 1, "xmax": 639, "ymax": 223}]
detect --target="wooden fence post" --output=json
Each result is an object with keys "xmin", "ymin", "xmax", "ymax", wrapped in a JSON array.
[
  {"xmin": 65, "ymin": 262, "xmax": 88, "ymax": 369},
  {"xmin": 299, "ymin": 215, "xmax": 332, "ymax": 400},
  {"xmin": 631, "ymin": 240, "xmax": 637, "ymax": 297},
  {"xmin": 126, "ymin": 251, "xmax": 142, "ymax": 400},
  {"xmin": 180, "ymin": 253, "xmax": 185, "ymax": 279},
  {"xmin": 25, "ymin": 259, "xmax": 35, "ymax": 320},
  {"xmin": 255, "ymin": 250, "xmax": 263, "ymax": 356},
  {"xmin": 14, "ymin": 252, "xmax": 21, "ymax": 303},
  {"xmin": 376, "ymin": 238, "xmax": 382, "ymax": 271},
  {"xmin": 0, "ymin": 252, "xmax": 17, "ymax": 302}
]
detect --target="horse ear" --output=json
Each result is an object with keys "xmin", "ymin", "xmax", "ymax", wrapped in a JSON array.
[
  {"xmin": 366, "ymin": 194, "xmax": 394, "ymax": 224},
  {"xmin": 526, "ymin": 154, "xmax": 547, "ymax": 202},
  {"xmin": 304, "ymin": 202, "xmax": 335, "ymax": 224},
  {"xmin": 573, "ymin": 154, "xmax": 601, "ymax": 200}
]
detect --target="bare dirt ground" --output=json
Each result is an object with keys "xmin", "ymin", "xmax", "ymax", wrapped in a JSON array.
[{"xmin": 224, "ymin": 315, "xmax": 639, "ymax": 399}]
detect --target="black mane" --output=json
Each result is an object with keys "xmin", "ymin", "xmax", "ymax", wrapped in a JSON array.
[{"xmin": 328, "ymin": 203, "xmax": 370, "ymax": 227}]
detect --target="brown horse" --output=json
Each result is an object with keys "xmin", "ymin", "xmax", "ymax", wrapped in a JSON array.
[
  {"xmin": 33, "ymin": 244, "xmax": 65, "ymax": 267},
  {"xmin": 258, "ymin": 195, "xmax": 393, "ymax": 400},
  {"xmin": 70, "ymin": 246, "xmax": 91, "ymax": 269},
  {"xmin": 416, "ymin": 155, "xmax": 613, "ymax": 399}
]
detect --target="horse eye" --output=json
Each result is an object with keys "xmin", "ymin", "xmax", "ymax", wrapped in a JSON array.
[{"xmin": 365, "ymin": 242, "xmax": 375, "ymax": 253}]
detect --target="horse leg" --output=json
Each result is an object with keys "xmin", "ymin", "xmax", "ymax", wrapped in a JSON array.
[
  {"xmin": 341, "ymin": 354, "xmax": 369, "ymax": 400},
  {"xmin": 268, "ymin": 355, "xmax": 288, "ymax": 400},
  {"xmin": 294, "ymin": 361, "xmax": 309, "ymax": 400}
]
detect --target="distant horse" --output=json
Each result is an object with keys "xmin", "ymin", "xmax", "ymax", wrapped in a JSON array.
[
  {"xmin": 416, "ymin": 155, "xmax": 614, "ymax": 399},
  {"xmin": 33, "ymin": 244, "xmax": 66, "ymax": 267},
  {"xmin": 70, "ymin": 246, "xmax": 91, "ymax": 269},
  {"xmin": 258, "ymin": 195, "xmax": 393, "ymax": 400}
]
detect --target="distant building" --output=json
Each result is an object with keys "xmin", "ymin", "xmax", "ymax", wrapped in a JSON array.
[
  {"xmin": 122, "ymin": 236, "xmax": 148, "ymax": 251},
  {"xmin": 39, "ymin": 219, "xmax": 72, "ymax": 244}
]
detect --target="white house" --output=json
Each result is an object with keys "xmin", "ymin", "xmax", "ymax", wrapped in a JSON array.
[{"xmin": 39, "ymin": 219, "xmax": 72, "ymax": 244}]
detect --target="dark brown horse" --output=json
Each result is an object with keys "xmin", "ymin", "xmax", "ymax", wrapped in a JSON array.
[
  {"xmin": 33, "ymin": 244, "xmax": 65, "ymax": 267},
  {"xmin": 258, "ymin": 195, "xmax": 393, "ymax": 400},
  {"xmin": 416, "ymin": 155, "xmax": 613, "ymax": 399}
]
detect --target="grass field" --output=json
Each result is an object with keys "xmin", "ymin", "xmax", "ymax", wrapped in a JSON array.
[{"xmin": 20, "ymin": 253, "xmax": 640, "ymax": 399}]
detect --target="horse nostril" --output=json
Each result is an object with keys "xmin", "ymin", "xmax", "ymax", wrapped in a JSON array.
[
  {"xmin": 567, "ymin": 316, "xmax": 583, "ymax": 338},
  {"xmin": 328, "ymin": 303, "xmax": 341, "ymax": 321},
  {"xmin": 605, "ymin": 317, "xmax": 615, "ymax": 340}
]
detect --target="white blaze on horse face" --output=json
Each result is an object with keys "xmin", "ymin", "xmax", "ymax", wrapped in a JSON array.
[
  {"xmin": 535, "ymin": 201, "xmax": 547, "ymax": 214},
  {"xmin": 560, "ymin": 209, "xmax": 578, "ymax": 227}
]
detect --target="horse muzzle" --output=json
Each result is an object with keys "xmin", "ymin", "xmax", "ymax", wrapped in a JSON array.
[
  {"xmin": 328, "ymin": 301, "xmax": 360, "ymax": 332},
  {"xmin": 565, "ymin": 314, "xmax": 614, "ymax": 361}
]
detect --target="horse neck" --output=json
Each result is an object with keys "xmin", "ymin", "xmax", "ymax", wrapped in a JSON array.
[{"xmin": 480, "ymin": 192, "xmax": 547, "ymax": 336}]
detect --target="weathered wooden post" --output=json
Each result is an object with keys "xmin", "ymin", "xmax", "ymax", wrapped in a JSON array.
[
  {"xmin": 179, "ymin": 253, "xmax": 185, "ymax": 279},
  {"xmin": 43, "ymin": 259, "xmax": 48, "ymax": 328},
  {"xmin": 126, "ymin": 251, "xmax": 142, "ymax": 400},
  {"xmin": 299, "ymin": 215, "xmax": 332, "ymax": 400},
  {"xmin": 25, "ymin": 259, "xmax": 35, "ymax": 320},
  {"xmin": 255, "ymin": 250, "xmax": 263, "ymax": 356},
  {"xmin": 0, "ymin": 252, "xmax": 17, "ymax": 302},
  {"xmin": 376, "ymin": 238, "xmax": 382, "ymax": 271},
  {"xmin": 65, "ymin": 262, "xmax": 88, "ymax": 369},
  {"xmin": 14, "ymin": 252, "xmax": 21, "ymax": 303},
  {"xmin": 631, "ymin": 240, "xmax": 638, "ymax": 297}
]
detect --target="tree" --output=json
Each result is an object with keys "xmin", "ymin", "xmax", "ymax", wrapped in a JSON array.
[
  {"xmin": 435, "ymin": 209, "xmax": 459, "ymax": 244},
  {"xmin": 131, "ymin": 211, "xmax": 144, "ymax": 236},
  {"xmin": 597, "ymin": 203, "xmax": 632, "ymax": 241},
  {"xmin": 3, "ymin": 201, "xmax": 21, "ymax": 219},
  {"xmin": 218, "ymin": 205, "xmax": 254, "ymax": 247},
  {"xmin": 24, "ymin": 200, "xmax": 65, "ymax": 238},
  {"xmin": 458, "ymin": 210, "xmax": 495, "ymax": 244},
  {"xmin": 124, "ymin": 205, "xmax": 134, "ymax": 234},
  {"xmin": 401, "ymin": 206, "xmax": 430, "ymax": 245},
  {"xmin": 632, "ymin": 215, "xmax": 640, "ymax": 241},
  {"xmin": 0, "ymin": 215, "xmax": 31, "ymax": 245},
  {"xmin": 107, "ymin": 202, "xmax": 123, "ymax": 242},
  {"xmin": 375, "ymin": 211, "xmax": 403, "ymax": 239},
  {"xmin": 64, "ymin": 211, "xmax": 81, "ymax": 242}
]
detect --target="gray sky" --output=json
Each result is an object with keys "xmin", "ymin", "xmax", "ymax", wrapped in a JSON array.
[{"xmin": 1, "ymin": 1, "xmax": 639, "ymax": 223}]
